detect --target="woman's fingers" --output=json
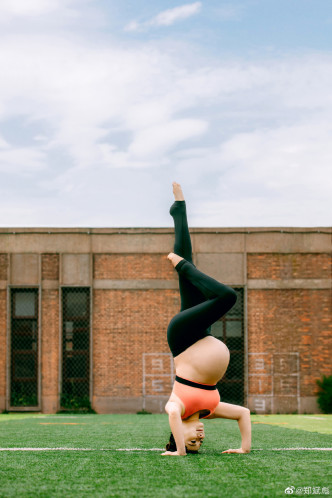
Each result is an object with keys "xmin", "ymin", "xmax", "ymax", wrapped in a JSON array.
[
  {"xmin": 222, "ymin": 448, "xmax": 245, "ymax": 454},
  {"xmin": 161, "ymin": 451, "xmax": 184, "ymax": 456}
]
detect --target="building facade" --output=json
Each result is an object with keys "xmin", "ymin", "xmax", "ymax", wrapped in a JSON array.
[{"xmin": 0, "ymin": 227, "xmax": 331, "ymax": 414}]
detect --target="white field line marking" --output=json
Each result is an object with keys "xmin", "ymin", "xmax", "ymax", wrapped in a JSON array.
[
  {"xmin": 0, "ymin": 447, "xmax": 331, "ymax": 452},
  {"xmin": 0, "ymin": 448, "xmax": 104, "ymax": 451},
  {"xmin": 0, "ymin": 447, "xmax": 162, "ymax": 452},
  {"xmin": 116, "ymin": 448, "xmax": 164, "ymax": 451},
  {"xmin": 253, "ymin": 447, "xmax": 332, "ymax": 451}
]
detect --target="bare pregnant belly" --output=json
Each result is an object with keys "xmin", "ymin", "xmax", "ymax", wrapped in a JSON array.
[{"xmin": 174, "ymin": 336, "xmax": 230, "ymax": 385}]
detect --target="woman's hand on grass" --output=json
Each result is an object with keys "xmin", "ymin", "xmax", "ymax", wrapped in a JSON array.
[
  {"xmin": 161, "ymin": 451, "xmax": 186, "ymax": 456},
  {"xmin": 222, "ymin": 448, "xmax": 250, "ymax": 454}
]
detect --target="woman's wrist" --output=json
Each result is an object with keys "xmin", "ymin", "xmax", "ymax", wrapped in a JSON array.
[{"xmin": 168, "ymin": 410, "xmax": 186, "ymax": 455}]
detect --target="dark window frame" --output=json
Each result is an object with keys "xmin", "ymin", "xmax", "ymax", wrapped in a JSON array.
[
  {"xmin": 9, "ymin": 288, "xmax": 39, "ymax": 409},
  {"xmin": 61, "ymin": 287, "xmax": 91, "ymax": 409}
]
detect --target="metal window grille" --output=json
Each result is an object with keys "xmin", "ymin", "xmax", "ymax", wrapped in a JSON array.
[
  {"xmin": 61, "ymin": 287, "xmax": 90, "ymax": 410},
  {"xmin": 10, "ymin": 288, "xmax": 39, "ymax": 407},
  {"xmin": 211, "ymin": 288, "xmax": 245, "ymax": 406}
]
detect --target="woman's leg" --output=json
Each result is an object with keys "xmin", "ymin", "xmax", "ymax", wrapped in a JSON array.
[
  {"xmin": 167, "ymin": 258, "xmax": 237, "ymax": 357},
  {"xmin": 170, "ymin": 183, "xmax": 206, "ymax": 311},
  {"xmin": 169, "ymin": 200, "xmax": 193, "ymax": 263},
  {"xmin": 175, "ymin": 259, "xmax": 237, "ymax": 303}
]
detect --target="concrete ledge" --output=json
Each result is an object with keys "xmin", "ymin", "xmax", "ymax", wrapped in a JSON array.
[
  {"xmin": 42, "ymin": 280, "xmax": 59, "ymax": 290},
  {"xmin": 41, "ymin": 396, "xmax": 59, "ymax": 414},
  {"xmin": 1, "ymin": 228, "xmax": 330, "ymax": 253},
  {"xmin": 248, "ymin": 279, "xmax": 331, "ymax": 290},
  {"xmin": 6, "ymin": 278, "xmax": 331, "ymax": 290},
  {"xmin": 92, "ymin": 396, "xmax": 168, "ymax": 414},
  {"xmin": 299, "ymin": 396, "xmax": 323, "ymax": 414},
  {"xmin": 11, "ymin": 254, "xmax": 39, "ymax": 284},
  {"xmin": 0, "ymin": 395, "xmax": 5, "ymax": 412},
  {"xmin": 93, "ymin": 279, "xmax": 178, "ymax": 290},
  {"xmin": 248, "ymin": 395, "xmax": 323, "ymax": 414},
  {"xmin": 196, "ymin": 253, "xmax": 245, "ymax": 285},
  {"xmin": 61, "ymin": 254, "xmax": 91, "ymax": 286}
]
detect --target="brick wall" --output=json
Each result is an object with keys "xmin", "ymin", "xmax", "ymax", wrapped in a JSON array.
[
  {"xmin": 0, "ymin": 254, "xmax": 8, "ymax": 280},
  {"xmin": 41, "ymin": 254, "xmax": 60, "ymax": 412},
  {"xmin": 94, "ymin": 254, "xmax": 174, "ymax": 280},
  {"xmin": 248, "ymin": 253, "xmax": 331, "ymax": 279},
  {"xmin": 247, "ymin": 252, "xmax": 332, "ymax": 413},
  {"xmin": 42, "ymin": 254, "xmax": 59, "ymax": 280},
  {"xmin": 248, "ymin": 289, "xmax": 331, "ymax": 379},
  {"xmin": 41, "ymin": 289, "xmax": 59, "ymax": 413},
  {"xmin": 0, "ymin": 231, "xmax": 330, "ymax": 414},
  {"xmin": 93, "ymin": 289, "xmax": 178, "ymax": 401}
]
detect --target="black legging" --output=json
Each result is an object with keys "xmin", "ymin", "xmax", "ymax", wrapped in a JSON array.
[{"xmin": 167, "ymin": 201, "xmax": 237, "ymax": 357}]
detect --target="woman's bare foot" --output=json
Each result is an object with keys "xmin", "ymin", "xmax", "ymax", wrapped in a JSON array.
[
  {"xmin": 167, "ymin": 252, "xmax": 184, "ymax": 268},
  {"xmin": 172, "ymin": 182, "xmax": 184, "ymax": 201}
]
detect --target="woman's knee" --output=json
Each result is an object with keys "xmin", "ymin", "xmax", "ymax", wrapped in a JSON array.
[
  {"xmin": 217, "ymin": 287, "xmax": 237, "ymax": 311},
  {"xmin": 228, "ymin": 287, "xmax": 237, "ymax": 306}
]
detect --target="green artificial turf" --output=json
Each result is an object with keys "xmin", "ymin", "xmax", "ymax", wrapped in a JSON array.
[
  {"xmin": 0, "ymin": 414, "xmax": 331, "ymax": 497},
  {"xmin": 251, "ymin": 414, "xmax": 332, "ymax": 435}
]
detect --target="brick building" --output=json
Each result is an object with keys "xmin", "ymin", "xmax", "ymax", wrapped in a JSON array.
[{"xmin": 0, "ymin": 227, "xmax": 331, "ymax": 414}]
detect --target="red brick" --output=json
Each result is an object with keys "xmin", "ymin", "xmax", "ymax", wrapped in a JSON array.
[
  {"xmin": 42, "ymin": 254, "xmax": 59, "ymax": 280},
  {"xmin": 248, "ymin": 253, "xmax": 331, "ymax": 279},
  {"xmin": 93, "ymin": 289, "xmax": 179, "ymax": 397},
  {"xmin": 94, "ymin": 254, "xmax": 174, "ymax": 280},
  {"xmin": 41, "ymin": 290, "xmax": 60, "ymax": 398},
  {"xmin": 0, "ymin": 254, "xmax": 8, "ymax": 280},
  {"xmin": 248, "ymin": 289, "xmax": 331, "ymax": 397}
]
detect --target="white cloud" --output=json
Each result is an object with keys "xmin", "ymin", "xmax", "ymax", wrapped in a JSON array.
[
  {"xmin": 0, "ymin": 0, "xmax": 81, "ymax": 18},
  {"xmin": 0, "ymin": 0, "xmax": 98, "ymax": 29},
  {"xmin": 0, "ymin": 34, "xmax": 212, "ymax": 175},
  {"xmin": 0, "ymin": 135, "xmax": 46, "ymax": 173},
  {"xmin": 125, "ymin": 2, "xmax": 202, "ymax": 32},
  {"xmin": 218, "ymin": 122, "xmax": 332, "ymax": 195},
  {"xmin": 0, "ymin": 21, "xmax": 331, "ymax": 226},
  {"xmin": 0, "ymin": 147, "xmax": 46, "ymax": 173},
  {"xmin": 124, "ymin": 21, "xmax": 140, "ymax": 33},
  {"xmin": 153, "ymin": 2, "xmax": 202, "ymax": 26},
  {"xmin": 176, "ymin": 119, "xmax": 332, "ymax": 226},
  {"xmin": 191, "ymin": 195, "xmax": 330, "ymax": 227},
  {"xmin": 128, "ymin": 119, "xmax": 208, "ymax": 158}
]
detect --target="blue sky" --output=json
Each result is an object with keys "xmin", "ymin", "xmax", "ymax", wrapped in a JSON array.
[{"xmin": 0, "ymin": 0, "xmax": 331, "ymax": 227}]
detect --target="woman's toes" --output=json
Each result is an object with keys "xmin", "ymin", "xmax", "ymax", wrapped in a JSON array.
[
  {"xmin": 172, "ymin": 182, "xmax": 184, "ymax": 201},
  {"xmin": 167, "ymin": 253, "xmax": 184, "ymax": 268}
]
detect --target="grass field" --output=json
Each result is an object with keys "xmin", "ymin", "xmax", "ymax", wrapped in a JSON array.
[{"xmin": 0, "ymin": 413, "xmax": 331, "ymax": 497}]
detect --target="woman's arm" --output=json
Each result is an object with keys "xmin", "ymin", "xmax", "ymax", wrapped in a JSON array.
[
  {"xmin": 161, "ymin": 401, "xmax": 187, "ymax": 456},
  {"xmin": 206, "ymin": 402, "xmax": 251, "ymax": 453}
]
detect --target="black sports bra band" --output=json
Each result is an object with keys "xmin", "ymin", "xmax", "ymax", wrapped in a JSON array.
[{"xmin": 175, "ymin": 375, "xmax": 217, "ymax": 391}]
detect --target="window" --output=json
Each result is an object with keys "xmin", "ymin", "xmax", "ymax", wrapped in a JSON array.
[
  {"xmin": 10, "ymin": 289, "xmax": 39, "ymax": 407},
  {"xmin": 61, "ymin": 288, "xmax": 90, "ymax": 410}
]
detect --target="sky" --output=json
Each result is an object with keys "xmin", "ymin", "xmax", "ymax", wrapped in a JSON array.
[{"xmin": 0, "ymin": 0, "xmax": 331, "ymax": 227}]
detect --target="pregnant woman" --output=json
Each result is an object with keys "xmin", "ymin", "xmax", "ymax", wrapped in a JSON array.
[{"xmin": 162, "ymin": 183, "xmax": 251, "ymax": 456}]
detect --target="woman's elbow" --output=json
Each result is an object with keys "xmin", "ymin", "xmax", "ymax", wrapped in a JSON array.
[
  {"xmin": 238, "ymin": 407, "xmax": 250, "ymax": 420},
  {"xmin": 166, "ymin": 403, "xmax": 181, "ymax": 417},
  {"xmin": 169, "ymin": 409, "xmax": 181, "ymax": 419}
]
